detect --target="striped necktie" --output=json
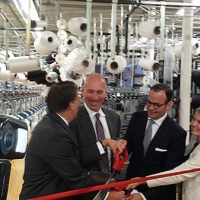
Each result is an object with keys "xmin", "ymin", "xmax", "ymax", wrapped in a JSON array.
[{"xmin": 95, "ymin": 113, "xmax": 109, "ymax": 174}]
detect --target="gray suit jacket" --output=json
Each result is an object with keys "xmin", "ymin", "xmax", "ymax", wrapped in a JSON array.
[{"xmin": 69, "ymin": 105, "xmax": 121, "ymax": 172}]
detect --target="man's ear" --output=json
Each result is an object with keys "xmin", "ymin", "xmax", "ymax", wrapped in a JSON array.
[
  {"xmin": 69, "ymin": 101, "xmax": 75, "ymax": 111},
  {"xmin": 167, "ymin": 100, "xmax": 173, "ymax": 109}
]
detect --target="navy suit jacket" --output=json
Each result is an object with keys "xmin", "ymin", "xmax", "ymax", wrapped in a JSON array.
[
  {"xmin": 124, "ymin": 111, "xmax": 186, "ymax": 200},
  {"xmin": 70, "ymin": 105, "xmax": 121, "ymax": 172},
  {"xmin": 20, "ymin": 112, "xmax": 100, "ymax": 200}
]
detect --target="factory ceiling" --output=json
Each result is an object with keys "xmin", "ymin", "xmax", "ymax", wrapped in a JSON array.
[{"xmin": 0, "ymin": 0, "xmax": 200, "ymax": 57}]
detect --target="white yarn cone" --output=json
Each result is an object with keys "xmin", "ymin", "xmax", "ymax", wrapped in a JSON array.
[
  {"xmin": 68, "ymin": 17, "xmax": 87, "ymax": 37},
  {"xmin": 139, "ymin": 20, "xmax": 160, "ymax": 39},
  {"xmin": 57, "ymin": 30, "xmax": 68, "ymax": 40},
  {"xmin": 138, "ymin": 59, "xmax": 160, "ymax": 71},
  {"xmin": 57, "ymin": 19, "xmax": 67, "ymax": 30},
  {"xmin": 106, "ymin": 55, "xmax": 127, "ymax": 74},
  {"xmin": 34, "ymin": 31, "xmax": 59, "ymax": 55},
  {"xmin": 45, "ymin": 71, "xmax": 58, "ymax": 83}
]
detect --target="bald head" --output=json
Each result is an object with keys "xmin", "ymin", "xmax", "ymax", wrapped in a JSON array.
[
  {"xmin": 82, "ymin": 73, "xmax": 108, "ymax": 112},
  {"xmin": 84, "ymin": 73, "xmax": 107, "ymax": 90}
]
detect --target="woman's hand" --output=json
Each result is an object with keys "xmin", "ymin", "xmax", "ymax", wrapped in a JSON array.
[{"xmin": 125, "ymin": 178, "xmax": 145, "ymax": 190}]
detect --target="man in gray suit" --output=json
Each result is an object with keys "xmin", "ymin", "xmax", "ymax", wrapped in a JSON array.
[{"xmin": 70, "ymin": 73, "xmax": 127, "ymax": 175}]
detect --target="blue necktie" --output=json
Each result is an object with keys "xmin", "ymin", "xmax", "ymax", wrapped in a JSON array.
[
  {"xmin": 95, "ymin": 113, "xmax": 109, "ymax": 174},
  {"xmin": 143, "ymin": 119, "xmax": 154, "ymax": 155}
]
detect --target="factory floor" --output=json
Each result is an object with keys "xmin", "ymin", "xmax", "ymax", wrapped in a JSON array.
[{"xmin": 7, "ymin": 159, "xmax": 24, "ymax": 200}]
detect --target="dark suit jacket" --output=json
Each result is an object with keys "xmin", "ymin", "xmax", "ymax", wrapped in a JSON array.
[
  {"xmin": 20, "ymin": 112, "xmax": 100, "ymax": 200},
  {"xmin": 69, "ymin": 105, "xmax": 121, "ymax": 172},
  {"xmin": 124, "ymin": 111, "xmax": 186, "ymax": 200}
]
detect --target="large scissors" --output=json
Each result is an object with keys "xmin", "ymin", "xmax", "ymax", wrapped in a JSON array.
[{"xmin": 93, "ymin": 147, "xmax": 128, "ymax": 200}]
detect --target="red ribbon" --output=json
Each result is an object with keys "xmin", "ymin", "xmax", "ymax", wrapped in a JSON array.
[{"xmin": 30, "ymin": 167, "xmax": 200, "ymax": 200}]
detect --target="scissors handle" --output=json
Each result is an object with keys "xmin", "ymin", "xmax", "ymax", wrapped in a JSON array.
[{"xmin": 113, "ymin": 147, "xmax": 128, "ymax": 171}]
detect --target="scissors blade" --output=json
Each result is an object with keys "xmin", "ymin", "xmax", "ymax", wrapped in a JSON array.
[{"xmin": 93, "ymin": 170, "xmax": 117, "ymax": 200}]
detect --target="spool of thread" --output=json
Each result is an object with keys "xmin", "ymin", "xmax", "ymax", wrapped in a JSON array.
[
  {"xmin": 34, "ymin": 31, "xmax": 59, "ymax": 55},
  {"xmin": 174, "ymin": 39, "xmax": 200, "ymax": 59},
  {"xmin": 138, "ymin": 59, "xmax": 160, "ymax": 71},
  {"xmin": 66, "ymin": 70, "xmax": 84, "ymax": 86},
  {"xmin": 26, "ymin": 70, "xmax": 51, "ymax": 86},
  {"xmin": 139, "ymin": 20, "xmax": 160, "ymax": 39},
  {"xmin": 174, "ymin": 42, "xmax": 182, "ymax": 59},
  {"xmin": 55, "ymin": 53, "xmax": 66, "ymax": 65},
  {"xmin": 67, "ymin": 46, "xmax": 86, "ymax": 60},
  {"xmin": 191, "ymin": 38, "xmax": 200, "ymax": 56},
  {"xmin": 64, "ymin": 36, "xmax": 83, "ymax": 52},
  {"xmin": 0, "ymin": 70, "xmax": 15, "ymax": 81},
  {"xmin": 63, "ymin": 57, "xmax": 74, "ymax": 71},
  {"xmin": 57, "ymin": 19, "xmax": 67, "ymax": 30},
  {"xmin": 59, "ymin": 43, "xmax": 67, "ymax": 54},
  {"xmin": 45, "ymin": 71, "xmax": 58, "ymax": 83},
  {"xmin": 73, "ymin": 58, "xmax": 94, "ymax": 74},
  {"xmin": 31, "ymin": 20, "xmax": 47, "ymax": 28},
  {"xmin": 106, "ymin": 56, "xmax": 127, "ymax": 74},
  {"xmin": 57, "ymin": 30, "xmax": 68, "ymax": 40},
  {"xmin": 45, "ymin": 52, "xmax": 57, "ymax": 64},
  {"xmin": 68, "ymin": 17, "xmax": 87, "ymax": 37},
  {"xmin": 7, "ymin": 56, "xmax": 40, "ymax": 73},
  {"xmin": 15, "ymin": 73, "xmax": 27, "ymax": 82}
]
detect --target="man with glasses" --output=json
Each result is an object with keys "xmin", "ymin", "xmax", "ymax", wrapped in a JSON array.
[{"xmin": 123, "ymin": 83, "xmax": 186, "ymax": 200}]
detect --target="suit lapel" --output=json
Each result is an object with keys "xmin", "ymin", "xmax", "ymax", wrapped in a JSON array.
[
  {"xmin": 103, "ymin": 108, "xmax": 118, "ymax": 139},
  {"xmin": 78, "ymin": 106, "xmax": 97, "ymax": 142},
  {"xmin": 48, "ymin": 112, "xmax": 79, "ymax": 148},
  {"xmin": 146, "ymin": 116, "xmax": 169, "ymax": 155}
]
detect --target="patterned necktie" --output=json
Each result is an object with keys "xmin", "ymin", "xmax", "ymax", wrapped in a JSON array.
[
  {"xmin": 143, "ymin": 119, "xmax": 155, "ymax": 155},
  {"xmin": 95, "ymin": 113, "xmax": 109, "ymax": 174}
]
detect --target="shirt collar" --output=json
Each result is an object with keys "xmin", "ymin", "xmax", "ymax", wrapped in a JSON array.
[
  {"xmin": 148, "ymin": 112, "xmax": 167, "ymax": 126},
  {"xmin": 56, "ymin": 113, "xmax": 69, "ymax": 126},
  {"xmin": 84, "ymin": 103, "xmax": 106, "ymax": 118}
]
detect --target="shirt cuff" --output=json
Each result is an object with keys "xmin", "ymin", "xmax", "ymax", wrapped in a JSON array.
[
  {"xmin": 131, "ymin": 189, "xmax": 147, "ymax": 200},
  {"xmin": 97, "ymin": 141, "xmax": 105, "ymax": 154}
]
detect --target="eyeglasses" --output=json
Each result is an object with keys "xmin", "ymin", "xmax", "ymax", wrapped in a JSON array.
[{"xmin": 146, "ymin": 100, "xmax": 167, "ymax": 109}]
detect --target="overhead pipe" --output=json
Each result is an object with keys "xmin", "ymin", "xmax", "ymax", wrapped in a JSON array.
[
  {"xmin": 100, "ymin": 0, "xmax": 141, "ymax": 54},
  {"xmin": 140, "ymin": 1, "xmax": 200, "ymax": 7},
  {"xmin": 93, "ymin": 17, "xmax": 97, "ymax": 62},
  {"xmin": 100, "ymin": 13, "xmax": 104, "ymax": 75},
  {"xmin": 159, "ymin": 5, "xmax": 165, "ymax": 61},
  {"xmin": 110, "ymin": 0, "xmax": 117, "ymax": 59},
  {"xmin": 85, "ymin": 0, "xmax": 92, "ymax": 59},
  {"xmin": 124, "ymin": 3, "xmax": 141, "ymax": 55},
  {"xmin": 65, "ymin": 0, "xmax": 141, "ymax": 4},
  {"xmin": 106, "ymin": 0, "xmax": 127, "ymax": 75}
]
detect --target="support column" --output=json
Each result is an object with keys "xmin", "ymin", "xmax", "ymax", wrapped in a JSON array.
[{"xmin": 179, "ymin": 0, "xmax": 193, "ymax": 144}]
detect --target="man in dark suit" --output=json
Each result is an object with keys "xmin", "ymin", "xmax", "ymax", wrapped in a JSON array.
[
  {"xmin": 124, "ymin": 83, "xmax": 187, "ymax": 200},
  {"xmin": 70, "ymin": 73, "xmax": 127, "ymax": 174},
  {"xmin": 20, "ymin": 81, "xmax": 125, "ymax": 200}
]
